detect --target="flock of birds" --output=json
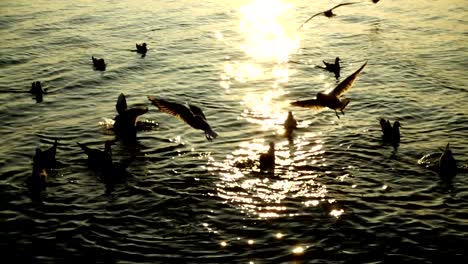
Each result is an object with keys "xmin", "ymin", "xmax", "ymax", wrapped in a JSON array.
[{"xmin": 27, "ymin": 0, "xmax": 461, "ymax": 198}]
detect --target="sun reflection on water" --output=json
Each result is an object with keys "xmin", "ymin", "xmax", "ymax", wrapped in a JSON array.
[
  {"xmin": 209, "ymin": 137, "xmax": 331, "ymax": 219},
  {"xmin": 239, "ymin": 0, "xmax": 299, "ymax": 63}
]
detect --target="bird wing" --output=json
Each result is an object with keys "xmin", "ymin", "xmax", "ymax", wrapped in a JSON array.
[
  {"xmin": 330, "ymin": 2, "xmax": 357, "ymax": 11},
  {"xmin": 116, "ymin": 93, "xmax": 128, "ymax": 114},
  {"xmin": 298, "ymin": 12, "xmax": 322, "ymax": 30},
  {"xmin": 188, "ymin": 104, "xmax": 207, "ymax": 120},
  {"xmin": 148, "ymin": 96, "xmax": 193, "ymax": 124},
  {"xmin": 290, "ymin": 99, "xmax": 325, "ymax": 109},
  {"xmin": 332, "ymin": 61, "xmax": 367, "ymax": 96}
]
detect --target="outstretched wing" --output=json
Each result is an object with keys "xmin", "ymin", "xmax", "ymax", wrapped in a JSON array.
[
  {"xmin": 148, "ymin": 96, "xmax": 193, "ymax": 124},
  {"xmin": 330, "ymin": 2, "xmax": 357, "ymax": 11},
  {"xmin": 298, "ymin": 12, "xmax": 322, "ymax": 30},
  {"xmin": 188, "ymin": 104, "xmax": 207, "ymax": 120},
  {"xmin": 116, "ymin": 93, "xmax": 127, "ymax": 114},
  {"xmin": 291, "ymin": 99, "xmax": 325, "ymax": 109},
  {"xmin": 332, "ymin": 61, "xmax": 367, "ymax": 96}
]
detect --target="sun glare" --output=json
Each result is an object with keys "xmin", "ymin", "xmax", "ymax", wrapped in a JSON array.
[{"xmin": 239, "ymin": 0, "xmax": 299, "ymax": 63}]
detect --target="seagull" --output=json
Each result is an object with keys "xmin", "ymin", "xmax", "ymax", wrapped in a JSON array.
[
  {"xmin": 113, "ymin": 93, "xmax": 148, "ymax": 139},
  {"xmin": 380, "ymin": 119, "xmax": 400, "ymax": 145},
  {"xmin": 284, "ymin": 111, "xmax": 298, "ymax": 137},
  {"xmin": 77, "ymin": 140, "xmax": 113, "ymax": 171},
  {"xmin": 372, "ymin": 0, "xmax": 380, "ymax": 3},
  {"xmin": 322, "ymin": 57, "xmax": 341, "ymax": 78},
  {"xmin": 136, "ymin": 43, "xmax": 148, "ymax": 55},
  {"xmin": 298, "ymin": 2, "xmax": 357, "ymax": 30},
  {"xmin": 291, "ymin": 61, "xmax": 367, "ymax": 118},
  {"xmin": 28, "ymin": 139, "xmax": 58, "ymax": 191},
  {"xmin": 92, "ymin": 56, "xmax": 106, "ymax": 71},
  {"xmin": 147, "ymin": 96, "xmax": 218, "ymax": 141},
  {"xmin": 259, "ymin": 142, "xmax": 275, "ymax": 173},
  {"xmin": 439, "ymin": 143, "xmax": 457, "ymax": 182},
  {"xmin": 30, "ymin": 81, "xmax": 47, "ymax": 103}
]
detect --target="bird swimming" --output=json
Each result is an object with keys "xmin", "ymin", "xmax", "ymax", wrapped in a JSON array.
[
  {"xmin": 147, "ymin": 96, "xmax": 218, "ymax": 141},
  {"xmin": 27, "ymin": 139, "xmax": 58, "ymax": 192},
  {"xmin": 380, "ymin": 119, "xmax": 401, "ymax": 146},
  {"xmin": 439, "ymin": 143, "xmax": 457, "ymax": 182},
  {"xmin": 113, "ymin": 93, "xmax": 148, "ymax": 139},
  {"xmin": 77, "ymin": 140, "xmax": 113, "ymax": 171},
  {"xmin": 136, "ymin": 43, "xmax": 147, "ymax": 56},
  {"xmin": 284, "ymin": 111, "xmax": 298, "ymax": 137},
  {"xmin": 259, "ymin": 142, "xmax": 275, "ymax": 173},
  {"xmin": 298, "ymin": 2, "xmax": 357, "ymax": 30},
  {"xmin": 92, "ymin": 56, "xmax": 106, "ymax": 71},
  {"xmin": 290, "ymin": 61, "xmax": 367, "ymax": 118},
  {"xmin": 30, "ymin": 81, "xmax": 47, "ymax": 103},
  {"xmin": 321, "ymin": 57, "xmax": 341, "ymax": 78}
]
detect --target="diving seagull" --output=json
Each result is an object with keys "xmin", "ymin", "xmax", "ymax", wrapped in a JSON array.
[
  {"xmin": 291, "ymin": 61, "xmax": 367, "ymax": 118},
  {"xmin": 147, "ymin": 96, "xmax": 218, "ymax": 141},
  {"xmin": 298, "ymin": 2, "xmax": 357, "ymax": 30}
]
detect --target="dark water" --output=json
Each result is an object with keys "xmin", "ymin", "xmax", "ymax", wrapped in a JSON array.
[{"xmin": 1, "ymin": 0, "xmax": 467, "ymax": 263}]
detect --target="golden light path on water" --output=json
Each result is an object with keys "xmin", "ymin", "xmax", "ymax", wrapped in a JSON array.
[{"xmin": 210, "ymin": 0, "xmax": 345, "ymax": 233}]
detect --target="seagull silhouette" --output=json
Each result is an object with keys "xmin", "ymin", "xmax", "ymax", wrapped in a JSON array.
[
  {"xmin": 147, "ymin": 96, "xmax": 218, "ymax": 141},
  {"xmin": 92, "ymin": 56, "xmax": 106, "ymax": 71},
  {"xmin": 439, "ymin": 143, "xmax": 457, "ymax": 182},
  {"xmin": 322, "ymin": 57, "xmax": 341, "ymax": 78},
  {"xmin": 259, "ymin": 142, "xmax": 275, "ymax": 173},
  {"xmin": 136, "ymin": 43, "xmax": 147, "ymax": 55},
  {"xmin": 113, "ymin": 93, "xmax": 148, "ymax": 139},
  {"xmin": 291, "ymin": 61, "xmax": 367, "ymax": 118},
  {"xmin": 380, "ymin": 119, "xmax": 401, "ymax": 145},
  {"xmin": 28, "ymin": 139, "xmax": 58, "ymax": 191},
  {"xmin": 298, "ymin": 2, "xmax": 357, "ymax": 30},
  {"xmin": 284, "ymin": 111, "xmax": 298, "ymax": 137}
]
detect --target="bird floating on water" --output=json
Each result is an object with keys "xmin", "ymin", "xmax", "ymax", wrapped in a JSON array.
[
  {"xmin": 379, "ymin": 118, "xmax": 400, "ymax": 146},
  {"xmin": 284, "ymin": 111, "xmax": 298, "ymax": 137},
  {"xmin": 30, "ymin": 81, "xmax": 47, "ymax": 103},
  {"xmin": 321, "ymin": 57, "xmax": 341, "ymax": 79},
  {"xmin": 113, "ymin": 93, "xmax": 148, "ymax": 139},
  {"xmin": 77, "ymin": 140, "xmax": 113, "ymax": 171},
  {"xmin": 439, "ymin": 143, "xmax": 457, "ymax": 182},
  {"xmin": 259, "ymin": 142, "xmax": 275, "ymax": 173},
  {"xmin": 148, "ymin": 96, "xmax": 218, "ymax": 141},
  {"xmin": 291, "ymin": 61, "xmax": 367, "ymax": 118},
  {"xmin": 27, "ymin": 139, "xmax": 58, "ymax": 192},
  {"xmin": 135, "ymin": 43, "xmax": 148, "ymax": 57},
  {"xmin": 298, "ymin": 2, "xmax": 357, "ymax": 30},
  {"xmin": 92, "ymin": 56, "xmax": 106, "ymax": 71}
]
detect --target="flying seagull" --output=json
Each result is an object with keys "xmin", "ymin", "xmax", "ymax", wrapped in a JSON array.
[
  {"xmin": 147, "ymin": 96, "xmax": 218, "ymax": 141},
  {"xmin": 290, "ymin": 61, "xmax": 367, "ymax": 118},
  {"xmin": 298, "ymin": 2, "xmax": 357, "ymax": 30}
]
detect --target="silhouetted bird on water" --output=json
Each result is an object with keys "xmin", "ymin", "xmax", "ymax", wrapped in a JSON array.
[
  {"xmin": 372, "ymin": 0, "xmax": 380, "ymax": 3},
  {"xmin": 77, "ymin": 140, "xmax": 133, "ymax": 189},
  {"xmin": 439, "ymin": 143, "xmax": 457, "ymax": 182},
  {"xmin": 284, "ymin": 111, "xmax": 298, "ymax": 137},
  {"xmin": 113, "ymin": 93, "xmax": 148, "ymax": 139},
  {"xmin": 148, "ymin": 96, "xmax": 218, "ymax": 141},
  {"xmin": 78, "ymin": 141, "xmax": 113, "ymax": 171},
  {"xmin": 321, "ymin": 57, "xmax": 341, "ymax": 78},
  {"xmin": 291, "ymin": 61, "xmax": 367, "ymax": 118},
  {"xmin": 259, "ymin": 142, "xmax": 275, "ymax": 173},
  {"xmin": 27, "ymin": 139, "xmax": 58, "ymax": 192},
  {"xmin": 92, "ymin": 56, "xmax": 106, "ymax": 71},
  {"xmin": 135, "ymin": 43, "xmax": 147, "ymax": 57},
  {"xmin": 298, "ymin": 2, "xmax": 357, "ymax": 30},
  {"xmin": 30, "ymin": 81, "xmax": 47, "ymax": 103},
  {"xmin": 380, "ymin": 118, "xmax": 400, "ymax": 146}
]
